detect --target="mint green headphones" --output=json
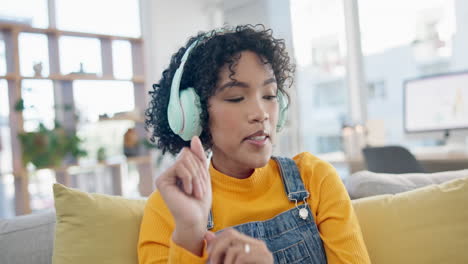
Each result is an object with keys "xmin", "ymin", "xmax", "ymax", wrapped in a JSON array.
[{"xmin": 167, "ymin": 32, "xmax": 288, "ymax": 141}]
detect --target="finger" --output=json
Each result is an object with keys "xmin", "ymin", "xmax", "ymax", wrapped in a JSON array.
[
  {"xmin": 195, "ymin": 155, "xmax": 209, "ymax": 196},
  {"xmin": 192, "ymin": 153, "xmax": 207, "ymax": 196},
  {"xmin": 236, "ymin": 250, "xmax": 259, "ymax": 264},
  {"xmin": 199, "ymin": 163, "xmax": 209, "ymax": 196},
  {"xmin": 186, "ymin": 153, "xmax": 206, "ymax": 198},
  {"xmin": 191, "ymin": 170, "xmax": 203, "ymax": 199},
  {"xmin": 204, "ymin": 231, "xmax": 216, "ymax": 243},
  {"xmin": 191, "ymin": 136, "xmax": 207, "ymax": 166},
  {"xmin": 195, "ymin": 156, "xmax": 209, "ymax": 192},
  {"xmin": 188, "ymin": 142, "xmax": 210, "ymax": 193},
  {"xmin": 175, "ymin": 163, "xmax": 193, "ymax": 195},
  {"xmin": 238, "ymin": 241, "xmax": 273, "ymax": 264},
  {"xmin": 209, "ymin": 245, "xmax": 226, "ymax": 264},
  {"xmin": 224, "ymin": 244, "xmax": 242, "ymax": 264},
  {"xmin": 207, "ymin": 228, "xmax": 228, "ymax": 254},
  {"xmin": 201, "ymin": 161, "xmax": 210, "ymax": 183},
  {"xmin": 209, "ymin": 229, "xmax": 241, "ymax": 264},
  {"xmin": 176, "ymin": 146, "xmax": 190, "ymax": 162},
  {"xmin": 198, "ymin": 169, "xmax": 206, "ymax": 198}
]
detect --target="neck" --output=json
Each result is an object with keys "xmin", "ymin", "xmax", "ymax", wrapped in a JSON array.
[{"xmin": 211, "ymin": 154, "xmax": 254, "ymax": 179}]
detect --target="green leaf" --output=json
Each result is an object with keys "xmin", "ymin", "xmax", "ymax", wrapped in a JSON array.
[{"xmin": 14, "ymin": 99, "xmax": 25, "ymax": 112}]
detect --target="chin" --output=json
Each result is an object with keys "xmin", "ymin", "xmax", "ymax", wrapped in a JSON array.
[
  {"xmin": 243, "ymin": 149, "xmax": 272, "ymax": 168},
  {"xmin": 249, "ymin": 158, "xmax": 270, "ymax": 169}
]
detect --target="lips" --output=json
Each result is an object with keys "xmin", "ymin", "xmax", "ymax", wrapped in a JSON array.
[
  {"xmin": 247, "ymin": 135, "xmax": 267, "ymax": 140},
  {"xmin": 244, "ymin": 130, "xmax": 269, "ymax": 141}
]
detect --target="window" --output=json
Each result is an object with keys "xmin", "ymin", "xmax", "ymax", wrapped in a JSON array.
[
  {"xmin": 317, "ymin": 135, "xmax": 342, "ymax": 154},
  {"xmin": 0, "ymin": 79, "xmax": 8, "ymax": 118},
  {"xmin": 0, "ymin": 36, "xmax": 6, "ymax": 76},
  {"xmin": 290, "ymin": 0, "xmax": 348, "ymax": 154},
  {"xmin": 0, "ymin": 0, "xmax": 48, "ymax": 28},
  {"xmin": 0, "ymin": 79, "xmax": 14, "ymax": 219},
  {"xmin": 21, "ymin": 80, "xmax": 55, "ymax": 131},
  {"xmin": 73, "ymin": 80, "xmax": 135, "ymax": 122},
  {"xmin": 56, "ymin": 0, "xmax": 141, "ymax": 37},
  {"xmin": 359, "ymin": 0, "xmax": 458, "ymax": 146},
  {"xmin": 0, "ymin": 0, "xmax": 144, "ymax": 217},
  {"xmin": 0, "ymin": 125, "xmax": 12, "ymax": 174},
  {"xmin": 19, "ymin": 33, "xmax": 50, "ymax": 77},
  {"xmin": 291, "ymin": 0, "xmax": 346, "ymax": 70},
  {"xmin": 359, "ymin": 0, "xmax": 455, "ymax": 59},
  {"xmin": 314, "ymin": 80, "xmax": 347, "ymax": 108},
  {"xmin": 0, "ymin": 172, "xmax": 14, "ymax": 218},
  {"xmin": 78, "ymin": 121, "xmax": 135, "ymax": 162},
  {"xmin": 112, "ymin": 40, "xmax": 133, "ymax": 79},
  {"xmin": 29, "ymin": 169, "xmax": 55, "ymax": 212},
  {"xmin": 0, "ymin": 79, "xmax": 12, "ymax": 174},
  {"xmin": 59, "ymin": 36, "xmax": 103, "ymax": 76},
  {"xmin": 368, "ymin": 80, "xmax": 386, "ymax": 100}
]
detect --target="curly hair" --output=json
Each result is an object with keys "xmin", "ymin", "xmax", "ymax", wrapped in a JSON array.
[{"xmin": 145, "ymin": 24, "xmax": 295, "ymax": 156}]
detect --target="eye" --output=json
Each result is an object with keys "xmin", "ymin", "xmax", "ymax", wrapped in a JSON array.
[
  {"xmin": 225, "ymin": 97, "xmax": 243, "ymax": 103},
  {"xmin": 264, "ymin": 95, "xmax": 277, "ymax": 100}
]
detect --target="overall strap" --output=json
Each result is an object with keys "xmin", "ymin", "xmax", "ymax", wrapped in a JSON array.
[
  {"xmin": 207, "ymin": 209, "xmax": 214, "ymax": 230},
  {"xmin": 271, "ymin": 156, "xmax": 309, "ymax": 202}
]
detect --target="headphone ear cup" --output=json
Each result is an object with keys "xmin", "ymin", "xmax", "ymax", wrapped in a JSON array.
[
  {"xmin": 178, "ymin": 87, "xmax": 203, "ymax": 141},
  {"xmin": 276, "ymin": 90, "xmax": 288, "ymax": 132},
  {"xmin": 167, "ymin": 92, "xmax": 183, "ymax": 136}
]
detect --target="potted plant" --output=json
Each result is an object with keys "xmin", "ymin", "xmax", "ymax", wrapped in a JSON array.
[{"xmin": 15, "ymin": 99, "xmax": 87, "ymax": 169}]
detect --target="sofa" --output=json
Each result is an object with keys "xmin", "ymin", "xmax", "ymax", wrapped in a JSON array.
[{"xmin": 1, "ymin": 169, "xmax": 468, "ymax": 264}]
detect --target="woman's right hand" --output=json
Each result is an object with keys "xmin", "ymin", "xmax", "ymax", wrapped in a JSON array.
[{"xmin": 155, "ymin": 136, "xmax": 212, "ymax": 255}]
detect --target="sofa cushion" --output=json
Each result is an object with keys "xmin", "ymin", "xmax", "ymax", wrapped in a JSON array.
[
  {"xmin": 0, "ymin": 210, "xmax": 56, "ymax": 264},
  {"xmin": 352, "ymin": 177, "xmax": 468, "ymax": 264},
  {"xmin": 346, "ymin": 169, "xmax": 468, "ymax": 199},
  {"xmin": 52, "ymin": 183, "xmax": 146, "ymax": 264}
]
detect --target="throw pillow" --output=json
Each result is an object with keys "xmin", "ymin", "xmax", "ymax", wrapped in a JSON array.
[
  {"xmin": 352, "ymin": 177, "xmax": 468, "ymax": 264},
  {"xmin": 52, "ymin": 183, "xmax": 146, "ymax": 264}
]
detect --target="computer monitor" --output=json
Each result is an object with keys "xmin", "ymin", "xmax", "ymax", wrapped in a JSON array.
[{"xmin": 404, "ymin": 71, "xmax": 468, "ymax": 138}]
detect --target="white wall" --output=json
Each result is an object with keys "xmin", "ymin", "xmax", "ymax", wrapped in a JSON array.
[{"xmin": 140, "ymin": 0, "xmax": 222, "ymax": 86}]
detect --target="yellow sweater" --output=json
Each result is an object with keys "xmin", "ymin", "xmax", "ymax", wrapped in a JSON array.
[{"xmin": 138, "ymin": 152, "xmax": 370, "ymax": 263}]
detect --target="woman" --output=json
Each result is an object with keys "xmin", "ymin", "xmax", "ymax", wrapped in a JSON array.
[{"xmin": 139, "ymin": 25, "xmax": 370, "ymax": 264}]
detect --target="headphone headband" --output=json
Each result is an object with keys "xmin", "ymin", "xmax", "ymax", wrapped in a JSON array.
[{"xmin": 169, "ymin": 28, "xmax": 229, "ymax": 109}]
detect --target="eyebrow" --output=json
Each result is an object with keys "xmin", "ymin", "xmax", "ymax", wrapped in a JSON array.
[{"xmin": 218, "ymin": 77, "xmax": 276, "ymax": 92}]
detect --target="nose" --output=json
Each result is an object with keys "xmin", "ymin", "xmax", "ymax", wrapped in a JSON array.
[{"xmin": 247, "ymin": 97, "xmax": 269, "ymax": 123}]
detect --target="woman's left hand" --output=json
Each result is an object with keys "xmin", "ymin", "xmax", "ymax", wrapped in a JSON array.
[{"xmin": 205, "ymin": 228, "xmax": 274, "ymax": 264}]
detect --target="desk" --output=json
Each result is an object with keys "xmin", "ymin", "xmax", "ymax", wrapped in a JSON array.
[
  {"xmin": 411, "ymin": 147, "xmax": 468, "ymax": 172},
  {"xmin": 318, "ymin": 147, "xmax": 468, "ymax": 174}
]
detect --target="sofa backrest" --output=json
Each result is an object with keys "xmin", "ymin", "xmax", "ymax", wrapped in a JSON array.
[
  {"xmin": 0, "ymin": 210, "xmax": 56, "ymax": 264},
  {"xmin": 351, "ymin": 176, "xmax": 468, "ymax": 264},
  {"xmin": 346, "ymin": 169, "xmax": 468, "ymax": 199}
]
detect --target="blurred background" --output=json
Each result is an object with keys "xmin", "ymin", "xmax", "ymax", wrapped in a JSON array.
[{"xmin": 1, "ymin": 0, "xmax": 467, "ymax": 218}]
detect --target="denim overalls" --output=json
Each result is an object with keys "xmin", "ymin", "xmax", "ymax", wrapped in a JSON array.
[{"xmin": 207, "ymin": 156, "xmax": 327, "ymax": 264}]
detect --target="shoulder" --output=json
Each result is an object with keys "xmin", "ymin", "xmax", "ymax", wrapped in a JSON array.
[
  {"xmin": 290, "ymin": 152, "xmax": 340, "ymax": 188},
  {"xmin": 292, "ymin": 152, "xmax": 336, "ymax": 175}
]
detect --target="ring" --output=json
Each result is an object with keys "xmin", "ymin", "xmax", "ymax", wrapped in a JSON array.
[{"xmin": 244, "ymin": 243, "xmax": 251, "ymax": 254}]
